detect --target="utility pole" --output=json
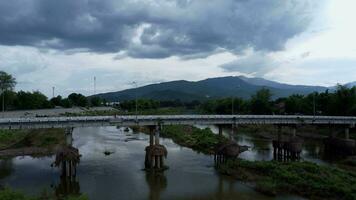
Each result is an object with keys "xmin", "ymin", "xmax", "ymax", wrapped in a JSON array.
[
  {"xmin": 132, "ymin": 81, "xmax": 138, "ymax": 121},
  {"xmin": 94, "ymin": 76, "xmax": 96, "ymax": 95},
  {"xmin": 52, "ymin": 86, "xmax": 55, "ymax": 98}
]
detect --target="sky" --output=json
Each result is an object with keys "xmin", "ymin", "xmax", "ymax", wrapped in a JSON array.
[{"xmin": 0, "ymin": 0, "xmax": 356, "ymax": 97}]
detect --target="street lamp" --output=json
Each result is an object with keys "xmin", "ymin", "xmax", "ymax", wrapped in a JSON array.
[{"xmin": 132, "ymin": 81, "xmax": 138, "ymax": 121}]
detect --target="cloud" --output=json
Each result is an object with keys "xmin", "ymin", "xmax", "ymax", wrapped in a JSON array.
[
  {"xmin": 0, "ymin": 0, "xmax": 319, "ymax": 58},
  {"xmin": 219, "ymin": 51, "xmax": 278, "ymax": 76}
]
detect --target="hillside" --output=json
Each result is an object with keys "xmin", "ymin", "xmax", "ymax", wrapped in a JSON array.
[{"xmin": 94, "ymin": 76, "xmax": 328, "ymax": 102}]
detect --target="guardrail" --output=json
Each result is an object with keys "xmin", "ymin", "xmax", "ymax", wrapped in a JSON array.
[{"xmin": 0, "ymin": 115, "xmax": 355, "ymax": 130}]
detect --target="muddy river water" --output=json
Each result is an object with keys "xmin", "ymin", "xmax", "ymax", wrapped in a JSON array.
[{"xmin": 0, "ymin": 125, "xmax": 332, "ymax": 200}]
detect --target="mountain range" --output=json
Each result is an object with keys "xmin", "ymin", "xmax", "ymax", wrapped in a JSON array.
[{"xmin": 94, "ymin": 76, "xmax": 352, "ymax": 102}]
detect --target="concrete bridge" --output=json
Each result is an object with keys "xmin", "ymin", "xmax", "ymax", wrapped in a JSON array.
[
  {"xmin": 0, "ymin": 115, "xmax": 356, "ymax": 130},
  {"xmin": 1, "ymin": 115, "xmax": 355, "ymax": 167}
]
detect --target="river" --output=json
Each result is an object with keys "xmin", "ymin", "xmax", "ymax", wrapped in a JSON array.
[{"xmin": 0, "ymin": 125, "xmax": 325, "ymax": 200}]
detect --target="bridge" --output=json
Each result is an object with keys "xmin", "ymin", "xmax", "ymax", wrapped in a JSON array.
[
  {"xmin": 0, "ymin": 115, "xmax": 355, "ymax": 129},
  {"xmin": 1, "ymin": 114, "xmax": 355, "ymax": 169}
]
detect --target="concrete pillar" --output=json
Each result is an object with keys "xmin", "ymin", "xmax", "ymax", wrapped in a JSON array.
[
  {"xmin": 292, "ymin": 127, "xmax": 297, "ymax": 137},
  {"xmin": 277, "ymin": 126, "xmax": 282, "ymax": 141},
  {"xmin": 149, "ymin": 126, "xmax": 154, "ymax": 146},
  {"xmin": 65, "ymin": 127, "xmax": 73, "ymax": 146},
  {"xmin": 345, "ymin": 127, "xmax": 350, "ymax": 140},
  {"xmin": 155, "ymin": 125, "xmax": 160, "ymax": 145},
  {"xmin": 218, "ymin": 125, "xmax": 223, "ymax": 137}
]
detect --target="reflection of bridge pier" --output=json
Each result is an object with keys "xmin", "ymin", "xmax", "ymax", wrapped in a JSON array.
[
  {"xmin": 145, "ymin": 171, "xmax": 167, "ymax": 200},
  {"xmin": 51, "ymin": 127, "xmax": 82, "ymax": 198},
  {"xmin": 324, "ymin": 124, "xmax": 356, "ymax": 155},
  {"xmin": 272, "ymin": 125, "xmax": 302, "ymax": 161},
  {"xmin": 145, "ymin": 124, "xmax": 167, "ymax": 170}
]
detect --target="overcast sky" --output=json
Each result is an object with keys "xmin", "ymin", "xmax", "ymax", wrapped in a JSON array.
[{"xmin": 0, "ymin": 0, "xmax": 355, "ymax": 97}]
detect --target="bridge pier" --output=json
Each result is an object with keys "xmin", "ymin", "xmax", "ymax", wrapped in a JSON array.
[
  {"xmin": 345, "ymin": 127, "xmax": 350, "ymax": 140},
  {"xmin": 230, "ymin": 124, "xmax": 238, "ymax": 140},
  {"xmin": 218, "ymin": 125, "xmax": 223, "ymax": 137},
  {"xmin": 145, "ymin": 124, "xmax": 167, "ymax": 170},
  {"xmin": 65, "ymin": 127, "xmax": 73, "ymax": 146},
  {"xmin": 292, "ymin": 127, "xmax": 297, "ymax": 137},
  {"xmin": 273, "ymin": 125, "xmax": 302, "ymax": 161}
]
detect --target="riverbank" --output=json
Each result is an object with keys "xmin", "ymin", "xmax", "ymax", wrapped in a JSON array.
[
  {"xmin": 160, "ymin": 125, "xmax": 227, "ymax": 154},
  {"xmin": 0, "ymin": 129, "xmax": 66, "ymax": 157},
  {"xmin": 0, "ymin": 187, "xmax": 88, "ymax": 200},
  {"xmin": 218, "ymin": 159, "xmax": 356, "ymax": 200}
]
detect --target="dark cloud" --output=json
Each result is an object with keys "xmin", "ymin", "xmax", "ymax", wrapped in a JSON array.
[{"xmin": 0, "ymin": 0, "xmax": 319, "ymax": 58}]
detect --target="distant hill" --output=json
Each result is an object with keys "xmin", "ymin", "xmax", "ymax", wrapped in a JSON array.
[
  {"xmin": 94, "ymin": 76, "xmax": 329, "ymax": 102},
  {"xmin": 345, "ymin": 81, "xmax": 356, "ymax": 88}
]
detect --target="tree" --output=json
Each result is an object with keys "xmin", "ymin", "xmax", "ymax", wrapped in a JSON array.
[
  {"xmin": 250, "ymin": 88, "xmax": 273, "ymax": 114},
  {"xmin": 68, "ymin": 93, "xmax": 88, "ymax": 107},
  {"xmin": 0, "ymin": 71, "xmax": 16, "ymax": 112},
  {"xmin": 50, "ymin": 95, "xmax": 63, "ymax": 107},
  {"xmin": 89, "ymin": 96, "xmax": 102, "ymax": 107}
]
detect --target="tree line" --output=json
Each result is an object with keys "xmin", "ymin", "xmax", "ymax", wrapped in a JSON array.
[
  {"xmin": 0, "ymin": 71, "xmax": 103, "ymax": 110},
  {"xmin": 117, "ymin": 86, "xmax": 356, "ymax": 116},
  {"xmin": 200, "ymin": 86, "xmax": 356, "ymax": 116},
  {"xmin": 0, "ymin": 90, "xmax": 103, "ymax": 110}
]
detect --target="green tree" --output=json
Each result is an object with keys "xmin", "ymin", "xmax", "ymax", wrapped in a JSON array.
[
  {"xmin": 50, "ymin": 95, "xmax": 63, "ymax": 107},
  {"xmin": 284, "ymin": 94, "xmax": 305, "ymax": 114},
  {"xmin": 89, "ymin": 96, "xmax": 102, "ymax": 107},
  {"xmin": 68, "ymin": 93, "xmax": 88, "ymax": 107},
  {"xmin": 0, "ymin": 71, "xmax": 16, "ymax": 112},
  {"xmin": 330, "ymin": 85, "xmax": 356, "ymax": 116},
  {"xmin": 250, "ymin": 88, "xmax": 273, "ymax": 114}
]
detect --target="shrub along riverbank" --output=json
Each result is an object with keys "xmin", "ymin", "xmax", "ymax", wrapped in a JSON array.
[
  {"xmin": 218, "ymin": 159, "xmax": 356, "ymax": 200},
  {"xmin": 160, "ymin": 125, "xmax": 226, "ymax": 154}
]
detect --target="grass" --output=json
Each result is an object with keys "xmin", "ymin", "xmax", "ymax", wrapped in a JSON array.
[
  {"xmin": 0, "ymin": 130, "xmax": 28, "ymax": 150},
  {"xmin": 0, "ymin": 187, "xmax": 88, "ymax": 200},
  {"xmin": 0, "ymin": 129, "xmax": 66, "ymax": 149},
  {"xmin": 218, "ymin": 159, "xmax": 356, "ymax": 199},
  {"xmin": 160, "ymin": 125, "xmax": 227, "ymax": 154}
]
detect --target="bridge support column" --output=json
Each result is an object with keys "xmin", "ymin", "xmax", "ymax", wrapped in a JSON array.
[
  {"xmin": 218, "ymin": 125, "xmax": 223, "ymax": 137},
  {"xmin": 155, "ymin": 125, "xmax": 160, "ymax": 145},
  {"xmin": 149, "ymin": 126, "xmax": 154, "ymax": 146},
  {"xmin": 292, "ymin": 127, "xmax": 297, "ymax": 137},
  {"xmin": 145, "ymin": 124, "xmax": 167, "ymax": 171},
  {"xmin": 65, "ymin": 127, "xmax": 73, "ymax": 146},
  {"xmin": 345, "ymin": 127, "xmax": 350, "ymax": 140}
]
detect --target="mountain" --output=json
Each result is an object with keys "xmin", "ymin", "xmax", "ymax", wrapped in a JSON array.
[
  {"xmin": 345, "ymin": 81, "xmax": 356, "ymax": 88},
  {"xmin": 94, "ymin": 76, "xmax": 328, "ymax": 102}
]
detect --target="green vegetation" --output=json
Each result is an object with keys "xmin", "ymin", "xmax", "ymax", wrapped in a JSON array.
[
  {"xmin": 0, "ymin": 187, "xmax": 88, "ymax": 200},
  {"xmin": 200, "ymin": 85, "xmax": 356, "ymax": 116},
  {"xmin": 0, "ymin": 129, "xmax": 65, "ymax": 152},
  {"xmin": 160, "ymin": 125, "xmax": 226, "ymax": 154},
  {"xmin": 218, "ymin": 159, "xmax": 356, "ymax": 199}
]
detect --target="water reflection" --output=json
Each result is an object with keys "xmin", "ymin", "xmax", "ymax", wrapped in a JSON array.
[
  {"xmin": 0, "ymin": 126, "xmax": 322, "ymax": 200},
  {"xmin": 51, "ymin": 145, "xmax": 81, "ymax": 198},
  {"xmin": 145, "ymin": 171, "xmax": 167, "ymax": 200}
]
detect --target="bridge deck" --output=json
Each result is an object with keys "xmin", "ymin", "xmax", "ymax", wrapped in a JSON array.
[{"xmin": 0, "ymin": 115, "xmax": 356, "ymax": 129}]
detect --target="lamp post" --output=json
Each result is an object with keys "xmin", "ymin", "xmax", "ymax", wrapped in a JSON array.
[{"xmin": 132, "ymin": 81, "xmax": 138, "ymax": 121}]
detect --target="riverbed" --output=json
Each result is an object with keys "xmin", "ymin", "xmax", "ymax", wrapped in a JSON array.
[{"xmin": 0, "ymin": 126, "xmax": 320, "ymax": 200}]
